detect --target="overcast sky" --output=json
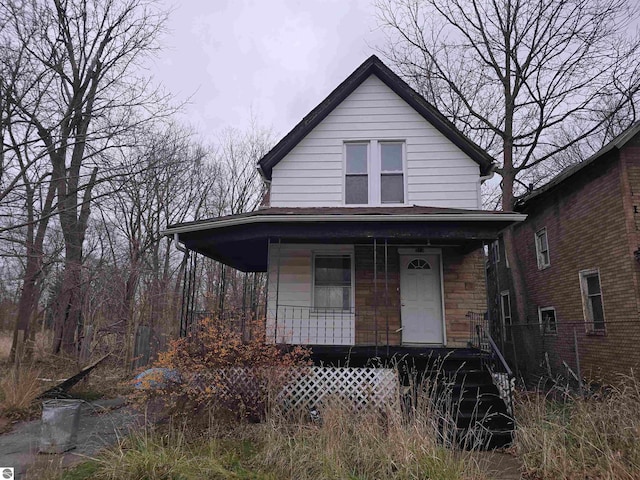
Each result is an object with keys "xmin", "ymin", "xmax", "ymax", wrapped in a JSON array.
[{"xmin": 151, "ymin": 0, "xmax": 385, "ymax": 144}]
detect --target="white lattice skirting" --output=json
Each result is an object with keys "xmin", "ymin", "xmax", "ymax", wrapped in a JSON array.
[
  {"xmin": 209, "ymin": 366, "xmax": 399, "ymax": 416},
  {"xmin": 277, "ymin": 367, "xmax": 399, "ymax": 414}
]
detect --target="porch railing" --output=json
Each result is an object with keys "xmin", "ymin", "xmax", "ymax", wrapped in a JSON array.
[
  {"xmin": 468, "ymin": 312, "xmax": 516, "ymax": 417},
  {"xmin": 269, "ymin": 305, "xmax": 399, "ymax": 346}
]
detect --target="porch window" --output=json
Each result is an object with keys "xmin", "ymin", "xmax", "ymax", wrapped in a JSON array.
[
  {"xmin": 538, "ymin": 306, "xmax": 557, "ymax": 335},
  {"xmin": 313, "ymin": 255, "xmax": 352, "ymax": 311},
  {"xmin": 345, "ymin": 143, "xmax": 368, "ymax": 204},
  {"xmin": 535, "ymin": 227, "xmax": 550, "ymax": 269},
  {"xmin": 380, "ymin": 142, "xmax": 404, "ymax": 203},
  {"xmin": 500, "ymin": 290, "xmax": 512, "ymax": 342},
  {"xmin": 579, "ymin": 269, "xmax": 605, "ymax": 332}
]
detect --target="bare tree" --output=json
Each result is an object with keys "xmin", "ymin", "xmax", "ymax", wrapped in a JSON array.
[
  {"xmin": 1, "ymin": 0, "xmax": 172, "ymax": 355},
  {"xmin": 377, "ymin": 0, "xmax": 640, "ymax": 323}
]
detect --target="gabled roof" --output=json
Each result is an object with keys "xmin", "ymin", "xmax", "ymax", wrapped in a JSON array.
[
  {"xmin": 516, "ymin": 121, "xmax": 640, "ymax": 209},
  {"xmin": 257, "ymin": 55, "xmax": 495, "ymax": 180}
]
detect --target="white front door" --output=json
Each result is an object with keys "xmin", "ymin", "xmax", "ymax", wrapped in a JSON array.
[{"xmin": 400, "ymin": 254, "xmax": 444, "ymax": 344}]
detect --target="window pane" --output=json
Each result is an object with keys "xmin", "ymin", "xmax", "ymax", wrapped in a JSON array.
[
  {"xmin": 315, "ymin": 256, "xmax": 351, "ymax": 285},
  {"xmin": 542, "ymin": 310, "xmax": 556, "ymax": 333},
  {"xmin": 346, "ymin": 175, "xmax": 368, "ymax": 204},
  {"xmin": 501, "ymin": 294, "xmax": 511, "ymax": 318},
  {"xmin": 346, "ymin": 144, "xmax": 368, "ymax": 173},
  {"xmin": 586, "ymin": 274, "xmax": 601, "ymax": 295},
  {"xmin": 381, "ymin": 143, "xmax": 403, "ymax": 171},
  {"xmin": 314, "ymin": 286, "xmax": 351, "ymax": 310},
  {"xmin": 540, "ymin": 231, "xmax": 548, "ymax": 251},
  {"xmin": 590, "ymin": 295, "xmax": 605, "ymax": 329},
  {"xmin": 381, "ymin": 174, "xmax": 404, "ymax": 203}
]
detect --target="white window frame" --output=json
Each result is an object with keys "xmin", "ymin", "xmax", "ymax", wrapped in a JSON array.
[
  {"xmin": 538, "ymin": 306, "xmax": 557, "ymax": 335},
  {"xmin": 500, "ymin": 290, "xmax": 512, "ymax": 342},
  {"xmin": 344, "ymin": 142, "xmax": 370, "ymax": 205},
  {"xmin": 379, "ymin": 141, "xmax": 406, "ymax": 204},
  {"xmin": 579, "ymin": 268, "xmax": 606, "ymax": 333},
  {"xmin": 343, "ymin": 140, "xmax": 407, "ymax": 206},
  {"xmin": 311, "ymin": 252, "xmax": 355, "ymax": 312},
  {"xmin": 535, "ymin": 227, "xmax": 550, "ymax": 269}
]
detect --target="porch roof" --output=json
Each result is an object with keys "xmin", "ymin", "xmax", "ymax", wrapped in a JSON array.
[{"xmin": 163, "ymin": 206, "xmax": 526, "ymax": 272}]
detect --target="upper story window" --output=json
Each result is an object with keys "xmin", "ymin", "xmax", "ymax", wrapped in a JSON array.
[
  {"xmin": 380, "ymin": 143, "xmax": 404, "ymax": 203},
  {"xmin": 579, "ymin": 269, "xmax": 605, "ymax": 333},
  {"xmin": 491, "ymin": 240, "xmax": 500, "ymax": 263},
  {"xmin": 535, "ymin": 227, "xmax": 550, "ymax": 269},
  {"xmin": 345, "ymin": 143, "xmax": 369, "ymax": 205},
  {"xmin": 500, "ymin": 290, "xmax": 512, "ymax": 343},
  {"xmin": 345, "ymin": 140, "xmax": 405, "ymax": 205}
]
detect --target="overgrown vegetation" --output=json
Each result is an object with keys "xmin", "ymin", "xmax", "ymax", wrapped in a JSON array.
[
  {"xmin": 517, "ymin": 376, "xmax": 640, "ymax": 479},
  {"xmin": 131, "ymin": 317, "xmax": 311, "ymax": 421},
  {"xmin": 53, "ymin": 394, "xmax": 488, "ymax": 480},
  {"xmin": 0, "ymin": 365, "xmax": 41, "ymax": 420}
]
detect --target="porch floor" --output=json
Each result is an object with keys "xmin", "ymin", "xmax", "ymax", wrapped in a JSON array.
[{"xmin": 304, "ymin": 345, "xmax": 488, "ymax": 370}]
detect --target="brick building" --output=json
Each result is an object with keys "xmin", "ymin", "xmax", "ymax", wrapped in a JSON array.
[{"xmin": 488, "ymin": 122, "xmax": 640, "ymax": 383}]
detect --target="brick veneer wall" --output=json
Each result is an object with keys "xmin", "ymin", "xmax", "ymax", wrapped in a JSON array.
[
  {"xmin": 354, "ymin": 245, "xmax": 486, "ymax": 347},
  {"xmin": 443, "ymin": 248, "xmax": 487, "ymax": 347},
  {"xmin": 354, "ymin": 245, "xmax": 401, "ymax": 345},
  {"xmin": 513, "ymin": 146, "xmax": 640, "ymax": 382}
]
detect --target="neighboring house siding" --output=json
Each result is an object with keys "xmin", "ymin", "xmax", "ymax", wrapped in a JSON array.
[
  {"xmin": 512, "ymin": 152, "xmax": 640, "ymax": 382},
  {"xmin": 270, "ymin": 75, "xmax": 481, "ymax": 209}
]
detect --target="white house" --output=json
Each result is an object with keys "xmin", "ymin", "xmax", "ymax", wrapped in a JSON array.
[{"xmin": 166, "ymin": 55, "xmax": 524, "ymax": 349}]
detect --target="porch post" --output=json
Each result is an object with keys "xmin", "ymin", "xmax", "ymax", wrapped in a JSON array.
[
  {"xmin": 373, "ymin": 238, "xmax": 378, "ymax": 354},
  {"xmin": 274, "ymin": 237, "xmax": 282, "ymax": 343},
  {"xmin": 179, "ymin": 251, "xmax": 190, "ymax": 337},
  {"xmin": 264, "ymin": 239, "xmax": 270, "ymax": 341},
  {"xmin": 384, "ymin": 238, "xmax": 389, "ymax": 355}
]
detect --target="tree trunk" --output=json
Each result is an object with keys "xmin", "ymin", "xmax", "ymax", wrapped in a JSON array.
[
  {"xmin": 10, "ymin": 252, "xmax": 41, "ymax": 362},
  {"xmin": 52, "ymin": 243, "xmax": 83, "ymax": 355}
]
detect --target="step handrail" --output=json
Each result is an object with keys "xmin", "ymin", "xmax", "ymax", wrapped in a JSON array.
[
  {"xmin": 478, "ymin": 325, "xmax": 513, "ymax": 377},
  {"xmin": 475, "ymin": 324, "xmax": 516, "ymax": 421}
]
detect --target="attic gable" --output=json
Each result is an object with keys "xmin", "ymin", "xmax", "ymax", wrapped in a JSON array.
[{"xmin": 258, "ymin": 55, "xmax": 494, "ymax": 180}]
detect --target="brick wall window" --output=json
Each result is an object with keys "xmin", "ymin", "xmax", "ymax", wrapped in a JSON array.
[
  {"xmin": 491, "ymin": 240, "xmax": 500, "ymax": 263},
  {"xmin": 313, "ymin": 254, "xmax": 353, "ymax": 311},
  {"xmin": 500, "ymin": 290, "xmax": 512, "ymax": 342},
  {"xmin": 579, "ymin": 269, "xmax": 606, "ymax": 332},
  {"xmin": 535, "ymin": 227, "xmax": 550, "ymax": 269},
  {"xmin": 538, "ymin": 306, "xmax": 557, "ymax": 335}
]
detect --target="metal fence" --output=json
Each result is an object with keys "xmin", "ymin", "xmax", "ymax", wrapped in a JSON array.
[{"xmin": 492, "ymin": 318, "xmax": 640, "ymax": 389}]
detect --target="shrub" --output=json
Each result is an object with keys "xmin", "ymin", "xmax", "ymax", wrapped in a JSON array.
[{"xmin": 131, "ymin": 316, "xmax": 310, "ymax": 422}]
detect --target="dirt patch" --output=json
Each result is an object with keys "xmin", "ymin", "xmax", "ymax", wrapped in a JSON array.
[{"xmin": 472, "ymin": 450, "xmax": 523, "ymax": 479}]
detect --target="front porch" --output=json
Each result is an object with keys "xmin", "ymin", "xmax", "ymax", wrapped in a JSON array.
[
  {"xmin": 267, "ymin": 242, "xmax": 487, "ymax": 348},
  {"xmin": 166, "ymin": 206, "xmax": 524, "ymax": 350}
]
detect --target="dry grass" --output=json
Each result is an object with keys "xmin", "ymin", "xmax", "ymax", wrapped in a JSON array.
[
  {"xmin": 0, "ymin": 329, "xmax": 56, "ymax": 362},
  {"xmin": 516, "ymin": 375, "xmax": 640, "ymax": 479},
  {"xmin": 52, "ymin": 378, "xmax": 490, "ymax": 480},
  {"xmin": 258, "ymin": 398, "xmax": 487, "ymax": 480},
  {"xmin": 0, "ymin": 332, "xmax": 12, "ymax": 359},
  {"xmin": 0, "ymin": 365, "xmax": 42, "ymax": 419}
]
